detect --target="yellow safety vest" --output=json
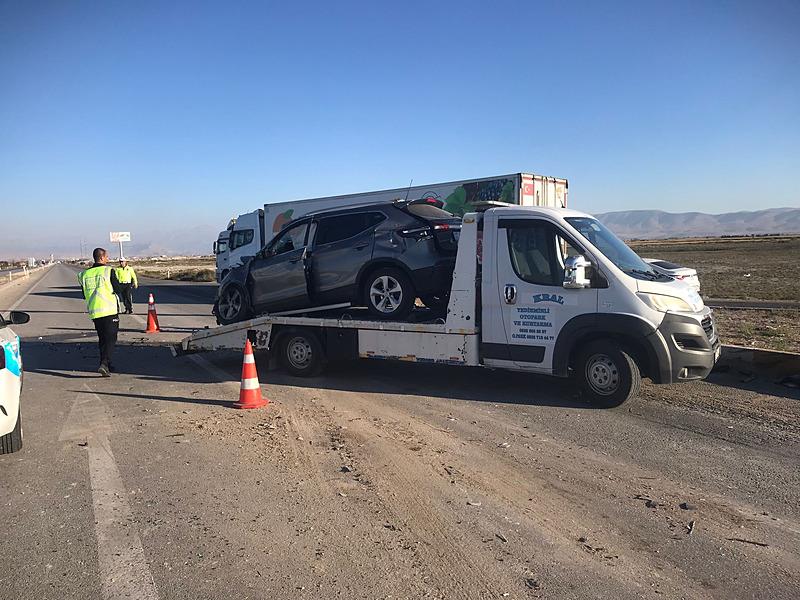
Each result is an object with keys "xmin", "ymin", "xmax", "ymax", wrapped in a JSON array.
[
  {"xmin": 78, "ymin": 266, "xmax": 118, "ymax": 319},
  {"xmin": 115, "ymin": 265, "xmax": 138, "ymax": 286}
]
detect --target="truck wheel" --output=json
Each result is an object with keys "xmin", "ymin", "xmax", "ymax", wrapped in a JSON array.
[
  {"xmin": 576, "ymin": 341, "xmax": 641, "ymax": 408},
  {"xmin": 364, "ymin": 268, "xmax": 415, "ymax": 319},
  {"xmin": 0, "ymin": 407, "xmax": 23, "ymax": 454},
  {"xmin": 217, "ymin": 283, "xmax": 251, "ymax": 325},
  {"xmin": 278, "ymin": 330, "xmax": 327, "ymax": 377}
]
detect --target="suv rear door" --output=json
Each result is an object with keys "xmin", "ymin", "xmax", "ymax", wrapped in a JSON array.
[{"xmin": 309, "ymin": 211, "xmax": 386, "ymax": 304}]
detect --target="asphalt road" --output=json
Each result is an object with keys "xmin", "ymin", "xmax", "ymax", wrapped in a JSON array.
[{"xmin": 1, "ymin": 264, "xmax": 798, "ymax": 600}]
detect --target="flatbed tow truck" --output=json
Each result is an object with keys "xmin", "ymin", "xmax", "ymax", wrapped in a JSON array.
[{"xmin": 177, "ymin": 206, "xmax": 719, "ymax": 407}]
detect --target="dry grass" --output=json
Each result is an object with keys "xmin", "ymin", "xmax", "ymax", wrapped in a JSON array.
[
  {"xmin": 628, "ymin": 235, "xmax": 800, "ymax": 302},
  {"xmin": 129, "ymin": 258, "xmax": 216, "ymax": 282},
  {"xmin": 628, "ymin": 236, "xmax": 800, "ymax": 353}
]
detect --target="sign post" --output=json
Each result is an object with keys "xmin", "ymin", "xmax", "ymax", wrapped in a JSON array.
[{"xmin": 109, "ymin": 232, "xmax": 132, "ymax": 260}]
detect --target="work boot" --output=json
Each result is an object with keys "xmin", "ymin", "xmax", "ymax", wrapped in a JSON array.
[{"xmin": 98, "ymin": 364, "xmax": 111, "ymax": 377}]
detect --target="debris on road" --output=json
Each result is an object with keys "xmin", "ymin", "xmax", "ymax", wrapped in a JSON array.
[
  {"xmin": 687, "ymin": 520, "xmax": 696, "ymax": 535},
  {"xmin": 467, "ymin": 500, "xmax": 482, "ymax": 507},
  {"xmin": 496, "ymin": 533, "xmax": 508, "ymax": 543},
  {"xmin": 679, "ymin": 502, "xmax": 696, "ymax": 511},
  {"xmin": 340, "ymin": 465, "xmax": 353, "ymax": 473}
]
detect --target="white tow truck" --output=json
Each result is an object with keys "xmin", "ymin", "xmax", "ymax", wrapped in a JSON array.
[{"xmin": 179, "ymin": 205, "xmax": 719, "ymax": 407}]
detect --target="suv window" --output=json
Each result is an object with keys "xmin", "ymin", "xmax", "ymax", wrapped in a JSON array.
[
  {"xmin": 271, "ymin": 221, "xmax": 309, "ymax": 256},
  {"xmin": 505, "ymin": 221, "xmax": 581, "ymax": 286},
  {"xmin": 229, "ymin": 229, "xmax": 254, "ymax": 250},
  {"xmin": 315, "ymin": 212, "xmax": 385, "ymax": 246},
  {"xmin": 406, "ymin": 204, "xmax": 454, "ymax": 219}
]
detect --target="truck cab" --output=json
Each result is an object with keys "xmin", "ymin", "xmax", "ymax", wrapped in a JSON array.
[
  {"xmin": 215, "ymin": 210, "xmax": 265, "ymax": 283},
  {"xmin": 479, "ymin": 206, "xmax": 719, "ymax": 403}
]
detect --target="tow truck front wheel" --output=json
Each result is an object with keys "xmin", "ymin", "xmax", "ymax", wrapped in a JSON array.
[
  {"xmin": 576, "ymin": 341, "xmax": 641, "ymax": 408},
  {"xmin": 278, "ymin": 330, "xmax": 327, "ymax": 377}
]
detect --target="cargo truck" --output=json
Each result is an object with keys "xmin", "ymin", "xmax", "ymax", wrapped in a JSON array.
[
  {"xmin": 214, "ymin": 173, "xmax": 567, "ymax": 282},
  {"xmin": 182, "ymin": 204, "xmax": 719, "ymax": 407}
]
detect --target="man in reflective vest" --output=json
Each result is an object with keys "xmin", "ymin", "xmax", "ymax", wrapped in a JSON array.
[
  {"xmin": 78, "ymin": 248, "xmax": 122, "ymax": 377},
  {"xmin": 114, "ymin": 259, "xmax": 138, "ymax": 314}
]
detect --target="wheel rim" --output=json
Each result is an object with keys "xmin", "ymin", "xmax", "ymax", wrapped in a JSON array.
[
  {"xmin": 369, "ymin": 275, "xmax": 403, "ymax": 313},
  {"xmin": 219, "ymin": 288, "xmax": 242, "ymax": 320},
  {"xmin": 286, "ymin": 336, "xmax": 313, "ymax": 370},
  {"xmin": 585, "ymin": 353, "xmax": 620, "ymax": 395}
]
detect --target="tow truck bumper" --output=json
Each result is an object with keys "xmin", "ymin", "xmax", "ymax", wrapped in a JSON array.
[{"xmin": 652, "ymin": 309, "xmax": 720, "ymax": 384}]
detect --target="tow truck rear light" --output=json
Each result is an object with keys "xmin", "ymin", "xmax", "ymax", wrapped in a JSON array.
[{"xmin": 433, "ymin": 223, "xmax": 450, "ymax": 230}]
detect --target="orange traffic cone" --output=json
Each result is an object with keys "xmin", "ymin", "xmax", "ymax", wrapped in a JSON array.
[
  {"xmin": 233, "ymin": 339, "xmax": 268, "ymax": 409},
  {"xmin": 145, "ymin": 293, "xmax": 161, "ymax": 333}
]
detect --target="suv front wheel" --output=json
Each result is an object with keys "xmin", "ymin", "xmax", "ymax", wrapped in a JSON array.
[{"xmin": 364, "ymin": 267, "xmax": 415, "ymax": 319}]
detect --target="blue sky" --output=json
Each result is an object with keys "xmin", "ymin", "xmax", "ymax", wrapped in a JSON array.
[{"xmin": 1, "ymin": 0, "xmax": 798, "ymax": 257}]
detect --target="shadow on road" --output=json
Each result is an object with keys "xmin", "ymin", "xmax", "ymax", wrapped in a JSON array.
[{"xmin": 70, "ymin": 388, "xmax": 232, "ymax": 408}]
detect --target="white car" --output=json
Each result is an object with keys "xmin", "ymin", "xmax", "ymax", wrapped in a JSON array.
[
  {"xmin": 644, "ymin": 259, "xmax": 701, "ymax": 292},
  {"xmin": 1, "ymin": 311, "xmax": 29, "ymax": 454}
]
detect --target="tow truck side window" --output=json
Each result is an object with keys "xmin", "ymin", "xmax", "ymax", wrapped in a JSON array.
[{"xmin": 505, "ymin": 221, "xmax": 581, "ymax": 286}]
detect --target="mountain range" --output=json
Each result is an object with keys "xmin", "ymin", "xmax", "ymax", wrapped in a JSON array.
[{"xmin": 594, "ymin": 207, "xmax": 800, "ymax": 239}]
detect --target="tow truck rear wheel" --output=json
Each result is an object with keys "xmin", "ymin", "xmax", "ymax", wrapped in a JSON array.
[
  {"xmin": 278, "ymin": 330, "xmax": 327, "ymax": 377},
  {"xmin": 576, "ymin": 341, "xmax": 641, "ymax": 408}
]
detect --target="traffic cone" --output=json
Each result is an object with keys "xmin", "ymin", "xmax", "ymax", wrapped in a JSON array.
[
  {"xmin": 233, "ymin": 339, "xmax": 268, "ymax": 409},
  {"xmin": 145, "ymin": 293, "xmax": 161, "ymax": 333}
]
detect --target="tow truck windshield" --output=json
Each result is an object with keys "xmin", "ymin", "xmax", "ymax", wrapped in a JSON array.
[{"xmin": 565, "ymin": 217, "xmax": 670, "ymax": 282}]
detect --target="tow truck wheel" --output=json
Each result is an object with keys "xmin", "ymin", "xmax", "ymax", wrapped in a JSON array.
[
  {"xmin": 278, "ymin": 330, "xmax": 327, "ymax": 377},
  {"xmin": 576, "ymin": 341, "xmax": 641, "ymax": 408},
  {"xmin": 0, "ymin": 406, "xmax": 23, "ymax": 454}
]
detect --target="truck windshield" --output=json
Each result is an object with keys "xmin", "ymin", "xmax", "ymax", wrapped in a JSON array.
[
  {"xmin": 216, "ymin": 240, "xmax": 228, "ymax": 254},
  {"xmin": 565, "ymin": 217, "xmax": 666, "ymax": 281}
]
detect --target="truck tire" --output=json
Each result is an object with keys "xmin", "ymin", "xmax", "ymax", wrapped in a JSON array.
[
  {"xmin": 364, "ymin": 267, "xmax": 415, "ymax": 319},
  {"xmin": 216, "ymin": 283, "xmax": 252, "ymax": 325},
  {"xmin": 576, "ymin": 341, "xmax": 641, "ymax": 408},
  {"xmin": 0, "ymin": 407, "xmax": 23, "ymax": 454},
  {"xmin": 278, "ymin": 330, "xmax": 327, "ymax": 377}
]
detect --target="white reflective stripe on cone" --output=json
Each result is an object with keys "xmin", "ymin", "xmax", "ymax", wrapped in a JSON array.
[
  {"xmin": 243, "ymin": 353, "xmax": 255, "ymax": 364},
  {"xmin": 240, "ymin": 378, "xmax": 260, "ymax": 390}
]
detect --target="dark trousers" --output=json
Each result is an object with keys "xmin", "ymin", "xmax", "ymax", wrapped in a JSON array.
[
  {"xmin": 93, "ymin": 314, "xmax": 119, "ymax": 368},
  {"xmin": 118, "ymin": 283, "xmax": 134, "ymax": 313}
]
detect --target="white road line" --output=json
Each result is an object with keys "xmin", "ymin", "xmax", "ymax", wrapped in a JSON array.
[
  {"xmin": 61, "ymin": 385, "xmax": 160, "ymax": 600},
  {"xmin": 7, "ymin": 265, "xmax": 55, "ymax": 311}
]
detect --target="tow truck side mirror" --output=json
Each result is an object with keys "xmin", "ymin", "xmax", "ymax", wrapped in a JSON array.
[{"xmin": 563, "ymin": 255, "xmax": 592, "ymax": 289}]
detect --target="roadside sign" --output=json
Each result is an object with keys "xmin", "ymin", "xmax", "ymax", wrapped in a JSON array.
[{"xmin": 110, "ymin": 232, "xmax": 131, "ymax": 242}]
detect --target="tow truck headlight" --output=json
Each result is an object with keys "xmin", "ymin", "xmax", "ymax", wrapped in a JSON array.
[{"xmin": 637, "ymin": 292, "xmax": 694, "ymax": 313}]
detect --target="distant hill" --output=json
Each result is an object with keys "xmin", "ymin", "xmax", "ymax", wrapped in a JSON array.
[{"xmin": 594, "ymin": 207, "xmax": 800, "ymax": 239}]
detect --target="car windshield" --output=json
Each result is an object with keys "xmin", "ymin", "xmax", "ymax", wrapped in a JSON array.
[{"xmin": 565, "ymin": 217, "xmax": 667, "ymax": 281}]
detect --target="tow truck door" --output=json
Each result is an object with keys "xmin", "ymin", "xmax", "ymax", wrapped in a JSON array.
[{"xmin": 482, "ymin": 217, "xmax": 597, "ymax": 372}]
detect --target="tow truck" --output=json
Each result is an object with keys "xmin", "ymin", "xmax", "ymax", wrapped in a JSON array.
[{"xmin": 177, "ymin": 205, "xmax": 719, "ymax": 407}]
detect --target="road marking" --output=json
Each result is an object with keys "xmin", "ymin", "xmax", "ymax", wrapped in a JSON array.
[
  {"xmin": 6, "ymin": 265, "xmax": 55, "ymax": 311},
  {"xmin": 61, "ymin": 385, "xmax": 160, "ymax": 600}
]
